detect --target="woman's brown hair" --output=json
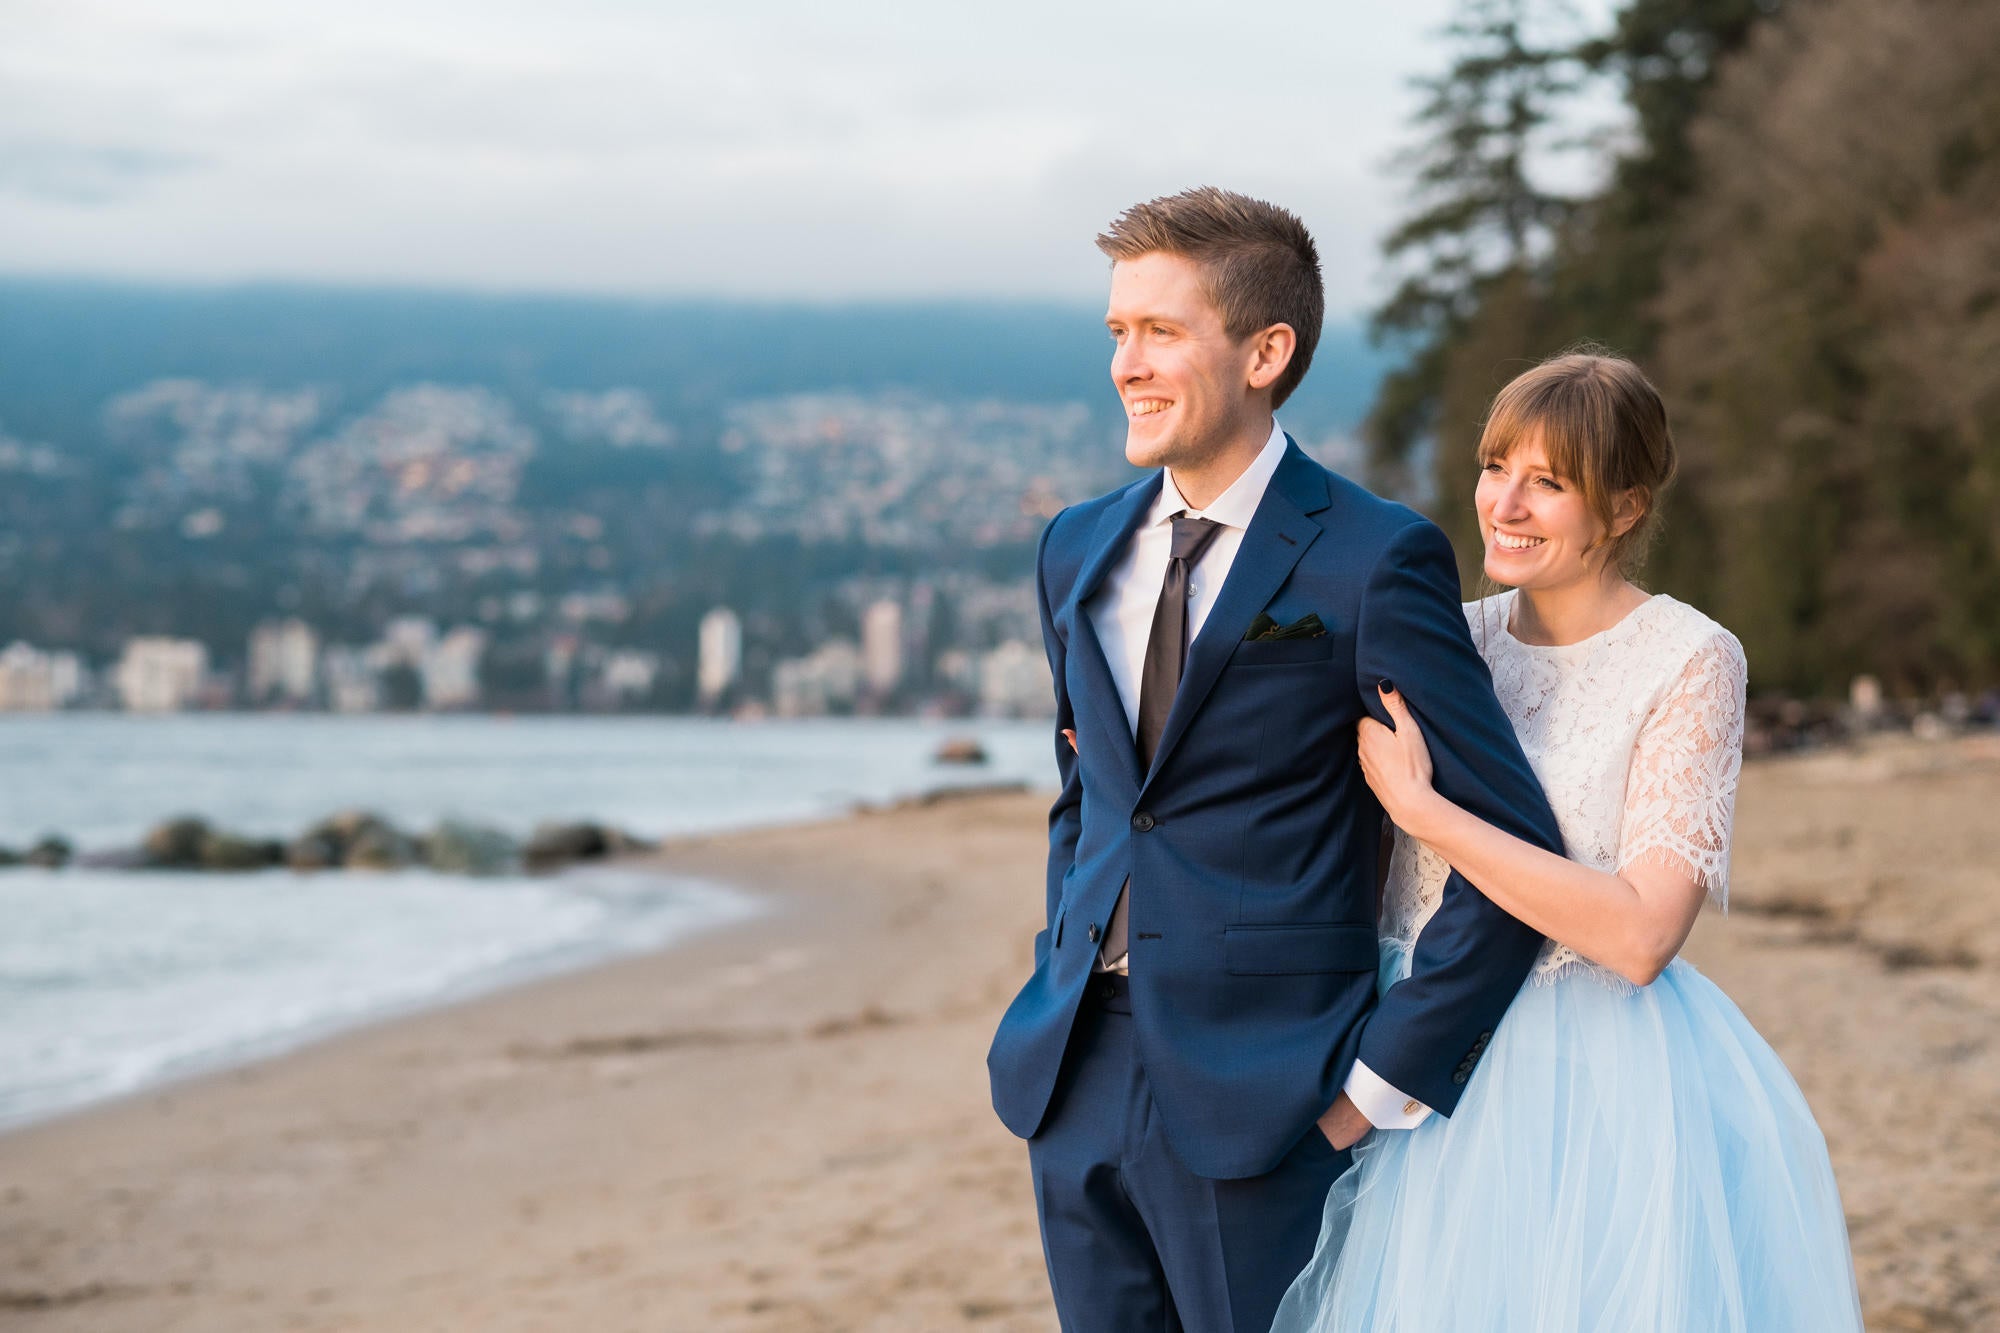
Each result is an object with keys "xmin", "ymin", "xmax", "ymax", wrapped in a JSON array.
[{"xmin": 1477, "ymin": 347, "xmax": 1678, "ymax": 574}]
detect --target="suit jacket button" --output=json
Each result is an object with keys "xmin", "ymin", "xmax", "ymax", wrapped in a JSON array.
[
  {"xmin": 1452, "ymin": 1071, "xmax": 1470, "ymax": 1085},
  {"xmin": 1131, "ymin": 812, "xmax": 1155, "ymax": 832},
  {"xmin": 1087, "ymin": 922, "xmax": 1101, "ymax": 943}
]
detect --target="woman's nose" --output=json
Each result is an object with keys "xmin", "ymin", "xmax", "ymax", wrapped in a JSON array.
[{"xmin": 1490, "ymin": 482, "xmax": 1530, "ymax": 520}]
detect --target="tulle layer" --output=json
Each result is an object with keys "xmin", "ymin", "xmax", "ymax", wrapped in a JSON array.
[{"xmin": 1271, "ymin": 954, "xmax": 1863, "ymax": 1332}]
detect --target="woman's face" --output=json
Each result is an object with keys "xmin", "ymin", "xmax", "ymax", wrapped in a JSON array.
[{"xmin": 1474, "ymin": 427, "xmax": 1612, "ymax": 591}]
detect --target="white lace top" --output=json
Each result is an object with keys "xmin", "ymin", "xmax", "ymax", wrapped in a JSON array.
[{"xmin": 1381, "ymin": 590, "xmax": 1749, "ymax": 988}]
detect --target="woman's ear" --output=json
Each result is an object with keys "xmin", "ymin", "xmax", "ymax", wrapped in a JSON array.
[{"xmin": 1610, "ymin": 487, "xmax": 1647, "ymax": 540}]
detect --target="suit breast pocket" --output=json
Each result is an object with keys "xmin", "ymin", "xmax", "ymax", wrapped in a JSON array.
[{"xmin": 1230, "ymin": 636, "xmax": 1337, "ymax": 667}]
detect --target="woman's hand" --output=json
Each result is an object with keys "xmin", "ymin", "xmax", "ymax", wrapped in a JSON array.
[{"xmin": 1357, "ymin": 681, "xmax": 1445, "ymax": 839}]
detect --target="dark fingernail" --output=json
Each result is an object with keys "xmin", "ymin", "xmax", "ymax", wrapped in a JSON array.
[{"xmin": 1379, "ymin": 679, "xmax": 1396, "ymax": 694}]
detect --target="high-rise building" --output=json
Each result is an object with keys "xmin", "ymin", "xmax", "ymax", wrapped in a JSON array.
[
  {"xmin": 598, "ymin": 649, "xmax": 660, "ymax": 708},
  {"xmin": 771, "ymin": 639, "xmax": 864, "ymax": 717},
  {"xmin": 861, "ymin": 598, "xmax": 904, "ymax": 699},
  {"xmin": 322, "ymin": 646, "xmax": 381, "ymax": 714},
  {"xmin": 424, "ymin": 626, "xmax": 488, "ymax": 710},
  {"xmin": 698, "ymin": 607, "xmax": 742, "ymax": 707},
  {"xmin": 978, "ymin": 639, "xmax": 1054, "ymax": 718},
  {"xmin": 115, "ymin": 637, "xmax": 210, "ymax": 713},
  {"xmin": 381, "ymin": 615, "xmax": 439, "ymax": 666},
  {"xmin": 247, "ymin": 617, "xmax": 319, "ymax": 705},
  {"xmin": 0, "ymin": 642, "xmax": 84, "ymax": 712}
]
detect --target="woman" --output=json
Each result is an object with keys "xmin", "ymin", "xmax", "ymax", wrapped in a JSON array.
[{"xmin": 1272, "ymin": 352, "xmax": 1863, "ymax": 1331}]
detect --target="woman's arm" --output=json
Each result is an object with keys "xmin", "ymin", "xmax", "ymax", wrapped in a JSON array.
[
  {"xmin": 1360, "ymin": 628, "xmax": 1746, "ymax": 988},
  {"xmin": 1376, "ymin": 734, "xmax": 1703, "ymax": 987}
]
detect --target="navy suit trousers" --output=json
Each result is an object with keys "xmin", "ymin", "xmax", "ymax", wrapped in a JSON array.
[{"xmin": 1028, "ymin": 975, "xmax": 1351, "ymax": 1333}]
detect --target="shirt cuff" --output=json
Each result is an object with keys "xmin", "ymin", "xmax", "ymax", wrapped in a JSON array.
[{"xmin": 1343, "ymin": 1059, "xmax": 1432, "ymax": 1130}]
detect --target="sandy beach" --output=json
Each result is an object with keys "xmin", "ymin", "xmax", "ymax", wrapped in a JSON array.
[{"xmin": 4, "ymin": 736, "xmax": 1997, "ymax": 1332}]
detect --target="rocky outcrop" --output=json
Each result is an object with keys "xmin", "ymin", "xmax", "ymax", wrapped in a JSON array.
[
  {"xmin": 142, "ymin": 817, "xmax": 283, "ymax": 870},
  {"xmin": 521, "ymin": 821, "xmax": 652, "ymax": 871},
  {"xmin": 931, "ymin": 737, "xmax": 989, "ymax": 765},
  {"xmin": 14, "ymin": 812, "xmax": 649, "ymax": 876},
  {"xmin": 420, "ymin": 821, "xmax": 520, "ymax": 876},
  {"xmin": 24, "ymin": 835, "xmax": 70, "ymax": 869}
]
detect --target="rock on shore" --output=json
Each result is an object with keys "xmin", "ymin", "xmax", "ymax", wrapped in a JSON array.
[{"xmin": 67, "ymin": 813, "xmax": 662, "ymax": 876}]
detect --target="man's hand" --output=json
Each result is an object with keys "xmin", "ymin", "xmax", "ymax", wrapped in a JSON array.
[{"xmin": 1316, "ymin": 1090, "xmax": 1373, "ymax": 1150}]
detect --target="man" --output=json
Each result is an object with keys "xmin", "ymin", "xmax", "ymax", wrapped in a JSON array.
[{"xmin": 986, "ymin": 187, "xmax": 1565, "ymax": 1332}]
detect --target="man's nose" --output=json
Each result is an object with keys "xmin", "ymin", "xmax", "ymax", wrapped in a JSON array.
[{"xmin": 1111, "ymin": 337, "xmax": 1148, "ymax": 384}]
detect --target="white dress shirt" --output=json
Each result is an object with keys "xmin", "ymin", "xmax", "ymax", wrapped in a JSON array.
[{"xmin": 1082, "ymin": 418, "xmax": 1432, "ymax": 1132}]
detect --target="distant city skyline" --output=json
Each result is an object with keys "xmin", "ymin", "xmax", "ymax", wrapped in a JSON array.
[{"xmin": 0, "ymin": 0, "xmax": 1613, "ymax": 312}]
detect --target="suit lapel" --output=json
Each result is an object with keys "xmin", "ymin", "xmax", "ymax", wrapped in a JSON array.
[
  {"xmin": 1061, "ymin": 475, "xmax": 1161, "ymax": 794},
  {"xmin": 1069, "ymin": 474, "xmax": 1161, "ymax": 611},
  {"xmin": 1140, "ymin": 441, "xmax": 1329, "ymax": 790}
]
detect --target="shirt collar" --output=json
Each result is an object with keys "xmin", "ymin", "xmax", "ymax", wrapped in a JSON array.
[{"xmin": 1152, "ymin": 419, "xmax": 1289, "ymax": 529}]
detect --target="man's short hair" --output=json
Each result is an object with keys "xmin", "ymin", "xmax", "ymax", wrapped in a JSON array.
[{"xmin": 1096, "ymin": 187, "xmax": 1324, "ymax": 408}]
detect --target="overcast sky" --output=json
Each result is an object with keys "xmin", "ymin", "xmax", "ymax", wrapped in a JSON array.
[{"xmin": 0, "ymin": 0, "xmax": 1612, "ymax": 312}]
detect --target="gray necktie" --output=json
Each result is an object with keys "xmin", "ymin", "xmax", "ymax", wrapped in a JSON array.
[{"xmin": 1099, "ymin": 512, "xmax": 1223, "ymax": 971}]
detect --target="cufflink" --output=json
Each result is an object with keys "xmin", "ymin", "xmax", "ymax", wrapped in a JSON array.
[{"xmin": 1402, "ymin": 1099, "xmax": 1421, "ymax": 1116}]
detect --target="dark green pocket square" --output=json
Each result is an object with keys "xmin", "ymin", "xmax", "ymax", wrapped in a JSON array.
[{"xmin": 1244, "ymin": 612, "xmax": 1327, "ymax": 641}]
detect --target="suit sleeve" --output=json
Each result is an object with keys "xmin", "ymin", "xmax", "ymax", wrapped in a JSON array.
[
  {"xmin": 1351, "ymin": 520, "xmax": 1563, "ymax": 1114},
  {"xmin": 1035, "ymin": 514, "xmax": 1083, "ymax": 929}
]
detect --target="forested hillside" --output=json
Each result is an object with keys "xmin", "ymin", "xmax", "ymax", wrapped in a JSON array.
[{"xmin": 1371, "ymin": 0, "xmax": 2000, "ymax": 696}]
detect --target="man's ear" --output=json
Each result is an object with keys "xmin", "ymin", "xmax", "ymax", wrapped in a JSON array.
[{"xmin": 1245, "ymin": 323, "xmax": 1297, "ymax": 394}]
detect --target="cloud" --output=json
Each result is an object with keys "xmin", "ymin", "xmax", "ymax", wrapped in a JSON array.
[
  {"xmin": 0, "ymin": 141, "xmax": 203, "ymax": 206},
  {"xmin": 0, "ymin": 0, "xmax": 1485, "ymax": 307}
]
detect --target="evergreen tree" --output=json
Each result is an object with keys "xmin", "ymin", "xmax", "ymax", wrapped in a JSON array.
[
  {"xmin": 1368, "ymin": 0, "xmax": 1583, "ymax": 498},
  {"xmin": 1366, "ymin": 0, "xmax": 1785, "ymax": 591}
]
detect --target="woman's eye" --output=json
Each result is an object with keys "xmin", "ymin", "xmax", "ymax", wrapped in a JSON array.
[{"xmin": 1536, "ymin": 476, "xmax": 1562, "ymax": 491}]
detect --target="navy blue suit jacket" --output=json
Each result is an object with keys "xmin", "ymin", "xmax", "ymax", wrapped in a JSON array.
[{"xmin": 986, "ymin": 438, "xmax": 1565, "ymax": 1180}]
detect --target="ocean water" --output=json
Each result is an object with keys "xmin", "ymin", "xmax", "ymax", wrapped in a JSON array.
[{"xmin": 0, "ymin": 714, "xmax": 1056, "ymax": 1129}]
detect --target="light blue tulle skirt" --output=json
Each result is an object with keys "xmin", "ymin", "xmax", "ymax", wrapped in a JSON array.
[{"xmin": 1271, "ymin": 949, "xmax": 1863, "ymax": 1332}]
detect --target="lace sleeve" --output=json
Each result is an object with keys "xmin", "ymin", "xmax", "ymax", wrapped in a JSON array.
[{"xmin": 1615, "ymin": 629, "xmax": 1748, "ymax": 908}]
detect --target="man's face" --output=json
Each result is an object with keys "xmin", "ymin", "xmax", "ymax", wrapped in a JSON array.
[{"xmin": 1105, "ymin": 251, "xmax": 1260, "ymax": 472}]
